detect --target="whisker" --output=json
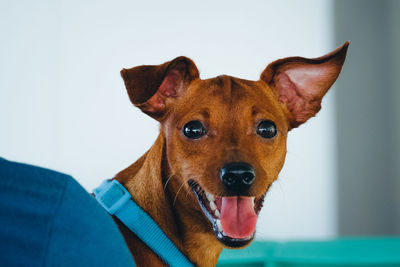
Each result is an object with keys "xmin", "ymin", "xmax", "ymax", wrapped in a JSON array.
[
  {"xmin": 173, "ymin": 181, "xmax": 186, "ymax": 206},
  {"xmin": 164, "ymin": 173, "xmax": 175, "ymax": 191}
]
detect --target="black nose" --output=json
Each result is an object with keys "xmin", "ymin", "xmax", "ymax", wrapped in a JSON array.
[{"xmin": 220, "ymin": 162, "xmax": 255, "ymax": 193}]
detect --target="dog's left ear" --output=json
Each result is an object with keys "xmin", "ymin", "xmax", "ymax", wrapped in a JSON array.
[
  {"xmin": 260, "ymin": 42, "xmax": 349, "ymax": 129},
  {"xmin": 121, "ymin": 56, "xmax": 199, "ymax": 120}
]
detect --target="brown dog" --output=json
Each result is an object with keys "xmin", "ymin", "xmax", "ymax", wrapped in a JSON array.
[{"xmin": 114, "ymin": 42, "xmax": 349, "ymax": 266}]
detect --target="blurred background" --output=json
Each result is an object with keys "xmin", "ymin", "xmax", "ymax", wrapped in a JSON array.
[{"xmin": 1, "ymin": 0, "xmax": 399, "ymax": 241}]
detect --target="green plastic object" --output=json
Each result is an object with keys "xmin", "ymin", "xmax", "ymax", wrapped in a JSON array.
[{"xmin": 217, "ymin": 238, "xmax": 400, "ymax": 267}]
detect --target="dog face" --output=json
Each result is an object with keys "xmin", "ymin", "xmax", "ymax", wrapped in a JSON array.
[
  {"xmin": 164, "ymin": 76, "xmax": 289, "ymax": 197},
  {"xmin": 162, "ymin": 77, "xmax": 289, "ymax": 247},
  {"xmin": 121, "ymin": 42, "xmax": 348, "ymax": 248}
]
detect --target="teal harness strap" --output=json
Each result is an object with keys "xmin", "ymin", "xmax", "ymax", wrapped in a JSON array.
[{"xmin": 93, "ymin": 180, "xmax": 194, "ymax": 267}]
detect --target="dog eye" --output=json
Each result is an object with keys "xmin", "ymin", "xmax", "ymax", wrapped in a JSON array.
[
  {"xmin": 256, "ymin": 120, "xmax": 277, "ymax": 138},
  {"xmin": 183, "ymin": 121, "xmax": 207, "ymax": 139}
]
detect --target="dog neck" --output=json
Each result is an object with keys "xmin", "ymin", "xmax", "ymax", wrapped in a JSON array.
[{"xmin": 115, "ymin": 132, "xmax": 223, "ymax": 267}]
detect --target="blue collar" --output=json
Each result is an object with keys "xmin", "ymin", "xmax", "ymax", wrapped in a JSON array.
[{"xmin": 93, "ymin": 179, "xmax": 194, "ymax": 267}]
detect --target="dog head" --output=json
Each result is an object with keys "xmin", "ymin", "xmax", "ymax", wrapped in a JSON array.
[{"xmin": 120, "ymin": 42, "xmax": 348, "ymax": 248}]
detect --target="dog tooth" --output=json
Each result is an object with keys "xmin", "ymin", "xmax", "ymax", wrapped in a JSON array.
[
  {"xmin": 205, "ymin": 191, "xmax": 214, "ymax": 202},
  {"xmin": 214, "ymin": 209, "xmax": 220, "ymax": 218},
  {"xmin": 216, "ymin": 219, "xmax": 223, "ymax": 232},
  {"xmin": 209, "ymin": 200, "xmax": 217, "ymax": 211},
  {"xmin": 251, "ymin": 197, "xmax": 255, "ymax": 207}
]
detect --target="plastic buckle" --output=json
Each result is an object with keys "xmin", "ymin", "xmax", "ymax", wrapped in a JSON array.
[{"xmin": 94, "ymin": 180, "xmax": 131, "ymax": 215}]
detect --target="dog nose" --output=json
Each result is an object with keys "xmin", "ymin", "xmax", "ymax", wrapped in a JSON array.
[{"xmin": 220, "ymin": 162, "xmax": 255, "ymax": 193}]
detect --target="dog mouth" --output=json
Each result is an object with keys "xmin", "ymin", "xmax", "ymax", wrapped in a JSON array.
[{"xmin": 188, "ymin": 180, "xmax": 265, "ymax": 248}]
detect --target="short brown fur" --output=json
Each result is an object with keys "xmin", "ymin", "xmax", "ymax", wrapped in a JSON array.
[{"xmin": 114, "ymin": 42, "xmax": 349, "ymax": 266}]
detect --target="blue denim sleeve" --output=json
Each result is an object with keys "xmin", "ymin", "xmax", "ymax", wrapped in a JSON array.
[{"xmin": 0, "ymin": 158, "xmax": 135, "ymax": 267}]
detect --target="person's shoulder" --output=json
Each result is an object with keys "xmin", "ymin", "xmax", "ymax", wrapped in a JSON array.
[
  {"xmin": 0, "ymin": 157, "xmax": 72, "ymax": 194},
  {"xmin": 0, "ymin": 157, "xmax": 71, "ymax": 179}
]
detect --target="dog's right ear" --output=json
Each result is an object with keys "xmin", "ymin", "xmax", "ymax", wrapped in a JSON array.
[{"xmin": 120, "ymin": 57, "xmax": 199, "ymax": 120}]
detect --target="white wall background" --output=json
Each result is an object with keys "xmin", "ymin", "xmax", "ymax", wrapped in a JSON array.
[{"xmin": 1, "ymin": 0, "xmax": 337, "ymax": 240}]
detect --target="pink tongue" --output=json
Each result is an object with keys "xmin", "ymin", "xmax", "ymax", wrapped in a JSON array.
[{"xmin": 219, "ymin": 196, "xmax": 257, "ymax": 239}]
